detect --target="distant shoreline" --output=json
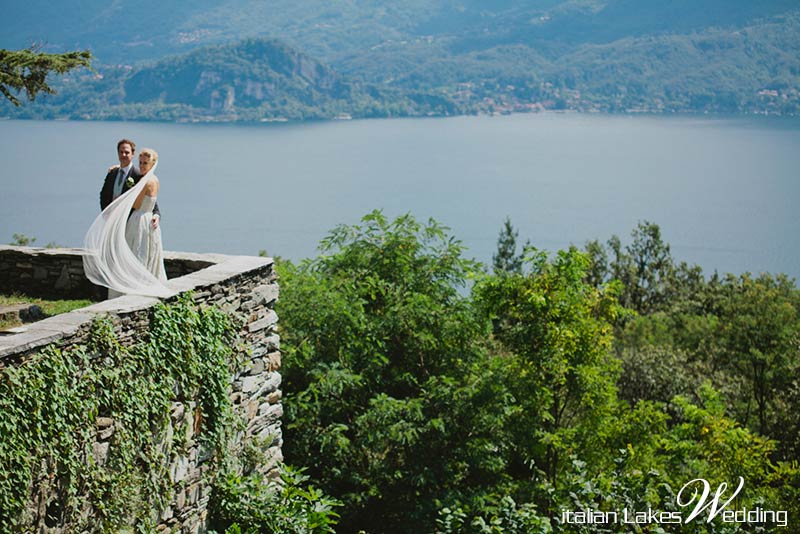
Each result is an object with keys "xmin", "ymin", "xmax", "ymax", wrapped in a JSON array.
[{"xmin": 2, "ymin": 107, "xmax": 799, "ymax": 126}]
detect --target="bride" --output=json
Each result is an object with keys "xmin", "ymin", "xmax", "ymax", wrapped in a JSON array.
[
  {"xmin": 83, "ymin": 148, "xmax": 171, "ymax": 298},
  {"xmin": 125, "ymin": 149, "xmax": 167, "ymax": 282}
]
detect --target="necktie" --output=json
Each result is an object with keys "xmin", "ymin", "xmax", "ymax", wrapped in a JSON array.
[{"xmin": 117, "ymin": 168, "xmax": 126, "ymax": 190}]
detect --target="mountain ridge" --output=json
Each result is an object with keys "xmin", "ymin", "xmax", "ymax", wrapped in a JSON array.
[
  {"xmin": 2, "ymin": 1, "xmax": 799, "ymax": 119},
  {"xmin": 0, "ymin": 37, "xmax": 463, "ymax": 121}
]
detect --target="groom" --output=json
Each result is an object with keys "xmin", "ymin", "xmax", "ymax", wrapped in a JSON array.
[{"xmin": 99, "ymin": 138, "xmax": 160, "ymax": 227}]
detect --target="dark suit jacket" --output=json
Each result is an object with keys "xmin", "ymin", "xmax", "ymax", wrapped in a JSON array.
[{"xmin": 99, "ymin": 167, "xmax": 160, "ymax": 217}]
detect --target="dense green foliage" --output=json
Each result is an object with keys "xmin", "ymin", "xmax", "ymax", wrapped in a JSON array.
[
  {"xmin": 278, "ymin": 212, "xmax": 800, "ymax": 533},
  {"xmin": 2, "ymin": 2, "xmax": 799, "ymax": 120},
  {"xmin": 278, "ymin": 211, "xmax": 490, "ymax": 531},
  {"xmin": 474, "ymin": 247, "xmax": 623, "ymax": 490},
  {"xmin": 0, "ymin": 295, "xmax": 338, "ymax": 532},
  {"xmin": 0, "ymin": 294, "xmax": 235, "ymax": 529},
  {"xmin": 211, "ymin": 465, "xmax": 340, "ymax": 534},
  {"xmin": 588, "ymin": 222, "xmax": 800, "ymax": 458}
]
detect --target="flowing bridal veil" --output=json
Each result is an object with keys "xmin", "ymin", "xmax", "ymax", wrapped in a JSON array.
[{"xmin": 83, "ymin": 165, "xmax": 172, "ymax": 298}]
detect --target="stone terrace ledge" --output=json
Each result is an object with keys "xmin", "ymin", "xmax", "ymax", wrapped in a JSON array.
[{"xmin": 0, "ymin": 246, "xmax": 274, "ymax": 360}]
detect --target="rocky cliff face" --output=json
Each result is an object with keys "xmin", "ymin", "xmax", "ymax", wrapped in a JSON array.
[{"xmin": 124, "ymin": 38, "xmax": 351, "ymax": 111}]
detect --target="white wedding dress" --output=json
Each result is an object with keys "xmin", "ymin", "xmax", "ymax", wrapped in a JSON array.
[
  {"xmin": 125, "ymin": 194, "xmax": 167, "ymax": 282},
  {"xmin": 83, "ymin": 166, "xmax": 172, "ymax": 298}
]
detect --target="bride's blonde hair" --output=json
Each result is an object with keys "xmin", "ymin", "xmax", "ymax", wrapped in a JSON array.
[{"xmin": 140, "ymin": 148, "xmax": 158, "ymax": 163}]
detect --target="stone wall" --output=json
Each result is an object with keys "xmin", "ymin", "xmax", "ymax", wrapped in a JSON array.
[
  {"xmin": 0, "ymin": 246, "xmax": 281, "ymax": 533},
  {"xmin": 0, "ymin": 245, "xmax": 224, "ymax": 301}
]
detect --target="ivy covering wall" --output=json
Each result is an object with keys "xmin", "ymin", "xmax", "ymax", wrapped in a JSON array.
[{"xmin": 0, "ymin": 295, "xmax": 238, "ymax": 530}]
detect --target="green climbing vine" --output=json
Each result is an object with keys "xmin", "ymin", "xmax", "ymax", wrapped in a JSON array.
[{"xmin": 0, "ymin": 293, "xmax": 240, "ymax": 532}]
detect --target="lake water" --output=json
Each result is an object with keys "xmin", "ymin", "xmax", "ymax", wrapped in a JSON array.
[{"xmin": 1, "ymin": 114, "xmax": 798, "ymax": 280}]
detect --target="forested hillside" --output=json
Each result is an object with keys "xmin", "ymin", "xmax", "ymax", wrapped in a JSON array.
[
  {"xmin": 0, "ymin": 39, "xmax": 461, "ymax": 121},
  {"xmin": 3, "ymin": 0, "xmax": 797, "ymax": 63},
  {"xmin": 2, "ymin": 1, "xmax": 799, "ymax": 119}
]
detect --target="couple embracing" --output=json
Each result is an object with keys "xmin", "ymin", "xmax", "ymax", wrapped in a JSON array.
[{"xmin": 84, "ymin": 139, "xmax": 170, "ymax": 298}]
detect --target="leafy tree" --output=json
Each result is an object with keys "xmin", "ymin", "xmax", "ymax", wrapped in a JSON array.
[
  {"xmin": 713, "ymin": 273, "xmax": 799, "ymax": 437},
  {"xmin": 473, "ymin": 248, "xmax": 622, "ymax": 491},
  {"xmin": 771, "ymin": 364, "xmax": 800, "ymax": 460},
  {"xmin": 0, "ymin": 48, "xmax": 91, "ymax": 106},
  {"xmin": 492, "ymin": 217, "xmax": 525, "ymax": 274},
  {"xmin": 278, "ymin": 211, "xmax": 498, "ymax": 533},
  {"xmin": 592, "ymin": 223, "xmax": 715, "ymax": 313},
  {"xmin": 625, "ymin": 221, "xmax": 675, "ymax": 313},
  {"xmin": 10, "ymin": 233, "xmax": 36, "ymax": 246},
  {"xmin": 602, "ymin": 221, "xmax": 676, "ymax": 314},
  {"xmin": 583, "ymin": 238, "xmax": 608, "ymax": 288}
]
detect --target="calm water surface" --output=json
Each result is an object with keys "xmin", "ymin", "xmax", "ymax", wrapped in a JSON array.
[{"xmin": 1, "ymin": 114, "xmax": 798, "ymax": 279}]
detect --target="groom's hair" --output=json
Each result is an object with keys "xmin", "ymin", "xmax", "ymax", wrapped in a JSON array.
[{"xmin": 117, "ymin": 138, "xmax": 136, "ymax": 152}]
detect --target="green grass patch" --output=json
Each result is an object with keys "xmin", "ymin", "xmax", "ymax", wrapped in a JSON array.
[{"xmin": 0, "ymin": 294, "xmax": 92, "ymax": 330}]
